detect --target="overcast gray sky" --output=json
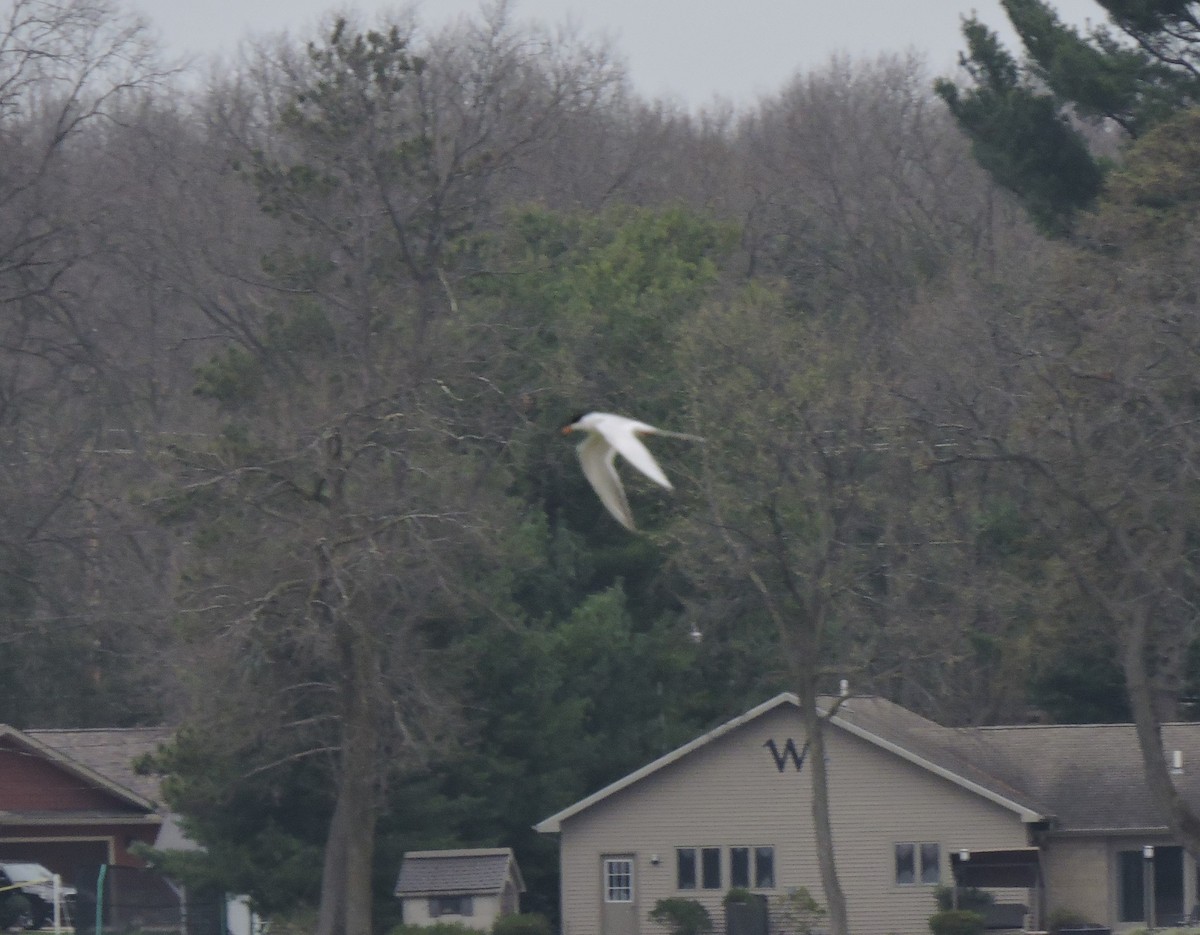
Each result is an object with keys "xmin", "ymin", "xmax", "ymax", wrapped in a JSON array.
[{"xmin": 141, "ymin": 0, "xmax": 1105, "ymax": 108}]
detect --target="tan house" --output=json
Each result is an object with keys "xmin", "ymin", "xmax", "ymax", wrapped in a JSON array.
[
  {"xmin": 536, "ymin": 693, "xmax": 1200, "ymax": 935},
  {"xmin": 394, "ymin": 848, "xmax": 525, "ymax": 930}
]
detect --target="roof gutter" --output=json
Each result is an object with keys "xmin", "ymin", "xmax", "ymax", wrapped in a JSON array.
[{"xmin": 1048, "ymin": 826, "xmax": 1172, "ymax": 838}]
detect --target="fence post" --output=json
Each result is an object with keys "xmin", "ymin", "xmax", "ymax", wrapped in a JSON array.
[{"xmin": 95, "ymin": 865, "xmax": 108, "ymax": 935}]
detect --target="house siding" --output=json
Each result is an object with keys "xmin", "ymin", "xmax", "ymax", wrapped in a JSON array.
[
  {"xmin": 1041, "ymin": 837, "xmax": 1110, "ymax": 924},
  {"xmin": 556, "ymin": 703, "xmax": 1031, "ymax": 935},
  {"xmin": 0, "ymin": 741, "xmax": 130, "ymax": 810},
  {"xmin": 402, "ymin": 893, "xmax": 502, "ymax": 930}
]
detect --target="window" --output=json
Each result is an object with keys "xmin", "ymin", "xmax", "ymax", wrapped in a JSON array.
[
  {"xmin": 755, "ymin": 847, "xmax": 776, "ymax": 888},
  {"xmin": 679, "ymin": 846, "xmax": 774, "ymax": 891},
  {"xmin": 731, "ymin": 848, "xmax": 750, "ymax": 888},
  {"xmin": 730, "ymin": 846, "xmax": 776, "ymax": 889},
  {"xmin": 1120, "ymin": 846, "xmax": 1184, "ymax": 925},
  {"xmin": 701, "ymin": 847, "xmax": 722, "ymax": 889},
  {"xmin": 1119, "ymin": 850, "xmax": 1144, "ymax": 923},
  {"xmin": 895, "ymin": 843, "xmax": 940, "ymax": 885},
  {"xmin": 677, "ymin": 849, "xmax": 697, "ymax": 890},
  {"xmin": 429, "ymin": 896, "xmax": 473, "ymax": 917},
  {"xmin": 605, "ymin": 858, "xmax": 634, "ymax": 903}
]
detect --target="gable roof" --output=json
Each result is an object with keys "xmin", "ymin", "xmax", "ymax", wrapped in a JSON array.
[
  {"xmin": 0, "ymin": 725, "xmax": 169, "ymax": 814},
  {"xmin": 535, "ymin": 693, "xmax": 1200, "ymax": 835},
  {"xmin": 394, "ymin": 848, "xmax": 524, "ymax": 898}
]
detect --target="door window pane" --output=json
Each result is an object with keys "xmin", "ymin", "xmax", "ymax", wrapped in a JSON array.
[{"xmin": 605, "ymin": 859, "xmax": 633, "ymax": 903}]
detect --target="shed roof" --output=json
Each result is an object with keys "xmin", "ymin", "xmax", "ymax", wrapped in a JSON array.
[{"xmin": 394, "ymin": 848, "xmax": 524, "ymax": 898}]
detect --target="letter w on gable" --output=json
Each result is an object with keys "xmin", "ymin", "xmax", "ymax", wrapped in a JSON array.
[{"xmin": 764, "ymin": 738, "xmax": 809, "ymax": 772}]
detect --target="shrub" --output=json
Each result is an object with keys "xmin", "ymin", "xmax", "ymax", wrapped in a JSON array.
[
  {"xmin": 0, "ymin": 893, "xmax": 32, "ymax": 931},
  {"xmin": 1046, "ymin": 908, "xmax": 1096, "ymax": 934},
  {"xmin": 493, "ymin": 913, "xmax": 553, "ymax": 935},
  {"xmin": 648, "ymin": 898, "xmax": 713, "ymax": 935},
  {"xmin": 723, "ymin": 887, "xmax": 754, "ymax": 905},
  {"xmin": 934, "ymin": 885, "xmax": 994, "ymax": 913},
  {"xmin": 929, "ymin": 908, "xmax": 986, "ymax": 935},
  {"xmin": 389, "ymin": 923, "xmax": 479, "ymax": 935},
  {"xmin": 772, "ymin": 887, "xmax": 827, "ymax": 935}
]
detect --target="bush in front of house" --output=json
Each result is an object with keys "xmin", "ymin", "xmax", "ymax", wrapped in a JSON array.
[
  {"xmin": 389, "ymin": 922, "xmax": 478, "ymax": 935},
  {"xmin": 649, "ymin": 897, "xmax": 714, "ymax": 935},
  {"xmin": 1046, "ymin": 908, "xmax": 1098, "ymax": 934},
  {"xmin": 772, "ymin": 887, "xmax": 827, "ymax": 935},
  {"xmin": 928, "ymin": 908, "xmax": 986, "ymax": 935},
  {"xmin": 493, "ymin": 913, "xmax": 553, "ymax": 935},
  {"xmin": 934, "ymin": 885, "xmax": 994, "ymax": 914}
]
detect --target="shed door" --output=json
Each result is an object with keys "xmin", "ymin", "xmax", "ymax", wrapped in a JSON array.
[{"xmin": 601, "ymin": 855, "xmax": 637, "ymax": 935}]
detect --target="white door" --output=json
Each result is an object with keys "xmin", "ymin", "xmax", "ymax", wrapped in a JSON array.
[{"xmin": 601, "ymin": 855, "xmax": 638, "ymax": 935}]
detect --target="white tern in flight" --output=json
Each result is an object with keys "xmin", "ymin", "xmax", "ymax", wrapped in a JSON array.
[{"xmin": 561, "ymin": 411, "xmax": 704, "ymax": 531}]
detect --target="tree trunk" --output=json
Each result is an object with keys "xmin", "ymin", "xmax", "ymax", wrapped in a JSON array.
[
  {"xmin": 316, "ymin": 650, "xmax": 379, "ymax": 935},
  {"xmin": 1122, "ymin": 601, "xmax": 1200, "ymax": 859},
  {"xmin": 799, "ymin": 663, "xmax": 849, "ymax": 935}
]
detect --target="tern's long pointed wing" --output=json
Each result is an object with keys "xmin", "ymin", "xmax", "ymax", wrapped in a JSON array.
[
  {"xmin": 600, "ymin": 421, "xmax": 674, "ymax": 490},
  {"xmin": 577, "ymin": 434, "xmax": 636, "ymax": 530}
]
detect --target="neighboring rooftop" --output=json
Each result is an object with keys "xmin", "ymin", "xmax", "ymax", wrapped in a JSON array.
[
  {"xmin": 23, "ymin": 727, "xmax": 172, "ymax": 805},
  {"xmin": 394, "ymin": 848, "xmax": 524, "ymax": 898}
]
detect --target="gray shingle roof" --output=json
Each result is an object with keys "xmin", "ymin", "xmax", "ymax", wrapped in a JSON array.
[
  {"xmin": 394, "ymin": 848, "xmax": 523, "ymax": 897},
  {"xmin": 23, "ymin": 727, "xmax": 172, "ymax": 806},
  {"xmin": 826, "ymin": 696, "xmax": 1200, "ymax": 833},
  {"xmin": 969, "ymin": 722, "xmax": 1200, "ymax": 832},
  {"xmin": 538, "ymin": 693, "xmax": 1200, "ymax": 836}
]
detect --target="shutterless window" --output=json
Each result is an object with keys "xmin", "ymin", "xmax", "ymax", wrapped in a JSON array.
[
  {"xmin": 896, "ymin": 843, "xmax": 940, "ymax": 885},
  {"xmin": 731, "ymin": 848, "xmax": 750, "ymax": 888},
  {"xmin": 605, "ymin": 859, "xmax": 633, "ymax": 903},
  {"xmin": 429, "ymin": 896, "xmax": 473, "ymax": 917},
  {"xmin": 730, "ymin": 846, "xmax": 775, "ymax": 889},
  {"xmin": 920, "ymin": 843, "xmax": 940, "ymax": 883},
  {"xmin": 677, "ymin": 849, "xmax": 697, "ymax": 890},
  {"xmin": 755, "ymin": 847, "xmax": 776, "ymax": 888},
  {"xmin": 701, "ymin": 847, "xmax": 722, "ymax": 889}
]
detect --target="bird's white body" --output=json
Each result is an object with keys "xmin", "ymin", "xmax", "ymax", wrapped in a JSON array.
[{"xmin": 562, "ymin": 411, "xmax": 703, "ymax": 531}]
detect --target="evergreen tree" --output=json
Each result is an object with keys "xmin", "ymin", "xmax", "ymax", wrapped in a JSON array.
[{"xmin": 936, "ymin": 0, "xmax": 1200, "ymax": 235}]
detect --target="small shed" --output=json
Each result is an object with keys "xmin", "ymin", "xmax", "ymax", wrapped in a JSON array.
[{"xmin": 394, "ymin": 848, "xmax": 524, "ymax": 930}]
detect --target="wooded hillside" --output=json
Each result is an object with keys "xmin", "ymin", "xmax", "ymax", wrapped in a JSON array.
[{"xmin": 3, "ymin": 0, "xmax": 1199, "ymax": 932}]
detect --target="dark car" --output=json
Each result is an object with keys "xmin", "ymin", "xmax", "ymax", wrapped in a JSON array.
[{"xmin": 0, "ymin": 862, "xmax": 77, "ymax": 930}]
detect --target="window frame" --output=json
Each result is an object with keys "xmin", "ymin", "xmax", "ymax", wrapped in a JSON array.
[
  {"xmin": 676, "ymin": 848, "xmax": 697, "ymax": 890},
  {"xmin": 754, "ymin": 846, "xmax": 776, "ymax": 888},
  {"xmin": 730, "ymin": 847, "xmax": 750, "ymax": 889},
  {"xmin": 894, "ymin": 842, "xmax": 940, "ymax": 886},
  {"xmin": 701, "ymin": 846, "xmax": 722, "ymax": 890},
  {"xmin": 429, "ymin": 895, "xmax": 473, "ymax": 917}
]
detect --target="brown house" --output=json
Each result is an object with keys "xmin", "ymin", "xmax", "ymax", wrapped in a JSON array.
[{"xmin": 0, "ymin": 725, "xmax": 171, "ymax": 880}]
